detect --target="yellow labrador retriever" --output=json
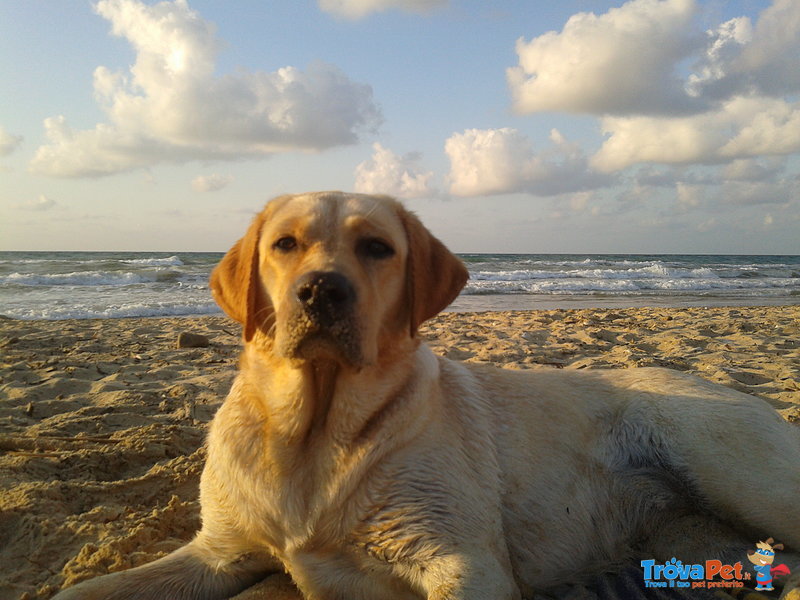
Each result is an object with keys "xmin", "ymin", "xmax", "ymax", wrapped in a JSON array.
[{"xmin": 55, "ymin": 192, "xmax": 800, "ymax": 600}]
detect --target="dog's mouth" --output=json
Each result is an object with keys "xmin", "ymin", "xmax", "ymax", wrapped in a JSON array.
[
  {"xmin": 273, "ymin": 271, "xmax": 365, "ymax": 368},
  {"xmin": 279, "ymin": 309, "xmax": 364, "ymax": 368}
]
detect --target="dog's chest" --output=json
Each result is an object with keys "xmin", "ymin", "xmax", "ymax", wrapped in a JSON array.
[
  {"xmin": 216, "ymin": 429, "xmax": 378, "ymax": 553},
  {"xmin": 247, "ymin": 448, "xmax": 429, "ymax": 598},
  {"xmin": 233, "ymin": 460, "xmax": 424, "ymax": 599}
]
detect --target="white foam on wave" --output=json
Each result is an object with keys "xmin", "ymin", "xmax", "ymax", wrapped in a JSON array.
[
  {"xmin": 122, "ymin": 255, "xmax": 184, "ymax": 266},
  {"xmin": 5, "ymin": 302, "xmax": 222, "ymax": 320},
  {"xmin": 574, "ymin": 264, "xmax": 718, "ymax": 280},
  {"xmin": 471, "ymin": 269, "xmax": 561, "ymax": 281},
  {"xmin": 465, "ymin": 279, "xmax": 640, "ymax": 294},
  {"xmin": 0, "ymin": 268, "xmax": 187, "ymax": 287},
  {"xmin": 470, "ymin": 263, "xmax": 719, "ymax": 282},
  {"xmin": 464, "ymin": 275, "xmax": 798, "ymax": 295}
]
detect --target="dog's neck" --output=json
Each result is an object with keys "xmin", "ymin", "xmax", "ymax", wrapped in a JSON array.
[
  {"xmin": 222, "ymin": 339, "xmax": 437, "ymax": 550},
  {"xmin": 240, "ymin": 338, "xmax": 425, "ymax": 447},
  {"xmin": 306, "ymin": 359, "xmax": 340, "ymax": 437}
]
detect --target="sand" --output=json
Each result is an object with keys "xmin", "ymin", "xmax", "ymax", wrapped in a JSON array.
[{"xmin": 1, "ymin": 306, "xmax": 799, "ymax": 600}]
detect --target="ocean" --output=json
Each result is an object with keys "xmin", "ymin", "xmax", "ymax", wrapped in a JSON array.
[{"xmin": 1, "ymin": 251, "xmax": 799, "ymax": 320}]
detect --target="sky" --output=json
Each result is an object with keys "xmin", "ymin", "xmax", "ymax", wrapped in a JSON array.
[{"xmin": 1, "ymin": 0, "xmax": 799, "ymax": 254}]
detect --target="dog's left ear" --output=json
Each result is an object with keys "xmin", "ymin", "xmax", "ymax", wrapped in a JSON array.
[
  {"xmin": 397, "ymin": 206, "xmax": 469, "ymax": 335},
  {"xmin": 210, "ymin": 211, "xmax": 271, "ymax": 341}
]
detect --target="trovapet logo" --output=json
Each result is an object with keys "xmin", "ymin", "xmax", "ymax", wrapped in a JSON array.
[
  {"xmin": 642, "ymin": 537, "xmax": 793, "ymax": 592},
  {"xmin": 640, "ymin": 558, "xmax": 749, "ymax": 590}
]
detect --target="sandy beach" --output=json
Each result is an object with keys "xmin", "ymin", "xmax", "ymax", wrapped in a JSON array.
[{"xmin": 1, "ymin": 306, "xmax": 799, "ymax": 599}]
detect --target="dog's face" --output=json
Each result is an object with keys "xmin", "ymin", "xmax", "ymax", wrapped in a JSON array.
[
  {"xmin": 210, "ymin": 192, "xmax": 468, "ymax": 369},
  {"xmin": 258, "ymin": 193, "xmax": 409, "ymax": 367}
]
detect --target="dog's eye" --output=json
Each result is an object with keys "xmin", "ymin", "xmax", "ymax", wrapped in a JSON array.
[
  {"xmin": 273, "ymin": 236, "xmax": 297, "ymax": 252},
  {"xmin": 359, "ymin": 238, "xmax": 395, "ymax": 259}
]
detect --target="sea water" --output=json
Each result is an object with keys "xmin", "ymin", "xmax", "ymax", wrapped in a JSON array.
[{"xmin": 1, "ymin": 252, "xmax": 798, "ymax": 319}]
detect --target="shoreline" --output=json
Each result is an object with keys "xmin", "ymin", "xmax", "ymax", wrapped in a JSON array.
[
  {"xmin": 447, "ymin": 293, "xmax": 800, "ymax": 312},
  {"xmin": 2, "ymin": 293, "xmax": 800, "ymax": 322},
  {"xmin": 2, "ymin": 305, "xmax": 799, "ymax": 598}
]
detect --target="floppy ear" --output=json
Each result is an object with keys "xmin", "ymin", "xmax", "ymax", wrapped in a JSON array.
[
  {"xmin": 210, "ymin": 212, "xmax": 271, "ymax": 341},
  {"xmin": 773, "ymin": 543, "xmax": 784, "ymax": 551},
  {"xmin": 398, "ymin": 206, "xmax": 469, "ymax": 335}
]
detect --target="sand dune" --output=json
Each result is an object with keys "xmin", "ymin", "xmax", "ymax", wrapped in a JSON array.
[{"xmin": 1, "ymin": 306, "xmax": 798, "ymax": 599}]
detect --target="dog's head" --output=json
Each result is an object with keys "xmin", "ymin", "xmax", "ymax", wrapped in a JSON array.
[{"xmin": 210, "ymin": 192, "xmax": 468, "ymax": 368}]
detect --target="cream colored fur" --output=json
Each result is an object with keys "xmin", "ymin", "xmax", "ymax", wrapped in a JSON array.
[{"xmin": 54, "ymin": 192, "xmax": 800, "ymax": 600}]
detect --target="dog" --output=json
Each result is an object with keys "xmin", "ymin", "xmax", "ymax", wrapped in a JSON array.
[{"xmin": 54, "ymin": 191, "xmax": 800, "ymax": 600}]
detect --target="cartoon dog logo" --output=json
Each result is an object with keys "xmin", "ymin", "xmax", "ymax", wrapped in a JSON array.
[{"xmin": 747, "ymin": 538, "xmax": 791, "ymax": 591}]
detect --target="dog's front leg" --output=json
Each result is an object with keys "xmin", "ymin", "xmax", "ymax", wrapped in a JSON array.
[
  {"xmin": 52, "ymin": 536, "xmax": 279, "ymax": 600},
  {"xmin": 420, "ymin": 550, "xmax": 522, "ymax": 600}
]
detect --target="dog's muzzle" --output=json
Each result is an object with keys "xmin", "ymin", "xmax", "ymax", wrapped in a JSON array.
[
  {"xmin": 282, "ymin": 270, "xmax": 363, "ymax": 366},
  {"xmin": 295, "ymin": 271, "xmax": 356, "ymax": 326}
]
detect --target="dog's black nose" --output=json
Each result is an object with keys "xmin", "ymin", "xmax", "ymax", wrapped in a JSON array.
[{"xmin": 295, "ymin": 271, "xmax": 356, "ymax": 323}]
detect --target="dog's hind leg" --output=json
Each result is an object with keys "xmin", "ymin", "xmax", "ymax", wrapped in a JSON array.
[
  {"xmin": 656, "ymin": 382, "xmax": 800, "ymax": 550},
  {"xmin": 640, "ymin": 509, "xmax": 757, "ymax": 562},
  {"xmin": 683, "ymin": 425, "xmax": 799, "ymax": 548},
  {"xmin": 52, "ymin": 537, "xmax": 279, "ymax": 600}
]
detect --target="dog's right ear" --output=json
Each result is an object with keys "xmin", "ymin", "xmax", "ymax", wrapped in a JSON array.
[
  {"xmin": 397, "ymin": 205, "xmax": 469, "ymax": 335},
  {"xmin": 210, "ymin": 211, "xmax": 271, "ymax": 341}
]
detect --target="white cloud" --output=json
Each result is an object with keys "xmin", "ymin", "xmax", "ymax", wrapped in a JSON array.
[
  {"xmin": 717, "ymin": 179, "xmax": 797, "ymax": 206},
  {"xmin": 16, "ymin": 195, "xmax": 57, "ymax": 211},
  {"xmin": 506, "ymin": 0, "xmax": 800, "ymax": 175},
  {"xmin": 633, "ymin": 166, "xmax": 704, "ymax": 188},
  {"xmin": 685, "ymin": 16, "xmax": 753, "ymax": 99},
  {"xmin": 695, "ymin": 217, "xmax": 718, "ymax": 232},
  {"xmin": 591, "ymin": 96, "xmax": 800, "ymax": 172},
  {"xmin": 0, "ymin": 126, "xmax": 23, "ymax": 156},
  {"xmin": 720, "ymin": 98, "xmax": 800, "ymax": 156},
  {"xmin": 569, "ymin": 192, "xmax": 593, "ymax": 213},
  {"xmin": 627, "ymin": 161, "xmax": 796, "ymax": 214},
  {"xmin": 738, "ymin": 0, "xmax": 800, "ymax": 96},
  {"xmin": 508, "ymin": 0, "xmax": 800, "ymax": 118},
  {"xmin": 722, "ymin": 158, "xmax": 784, "ymax": 182},
  {"xmin": 30, "ymin": 0, "xmax": 381, "ymax": 178},
  {"xmin": 445, "ymin": 128, "xmax": 613, "ymax": 197},
  {"xmin": 191, "ymin": 173, "xmax": 232, "ymax": 192},
  {"xmin": 318, "ymin": 0, "xmax": 446, "ymax": 19},
  {"xmin": 689, "ymin": 0, "xmax": 800, "ymax": 100},
  {"xmin": 446, "ymin": 128, "xmax": 534, "ymax": 196},
  {"xmin": 507, "ymin": 0, "xmax": 701, "ymax": 116},
  {"xmin": 675, "ymin": 182, "xmax": 703, "ymax": 209},
  {"xmin": 354, "ymin": 143, "xmax": 434, "ymax": 198},
  {"xmin": 592, "ymin": 113, "xmax": 723, "ymax": 172}
]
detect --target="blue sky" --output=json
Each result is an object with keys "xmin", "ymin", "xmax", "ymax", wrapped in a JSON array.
[{"xmin": 1, "ymin": 0, "xmax": 798, "ymax": 254}]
